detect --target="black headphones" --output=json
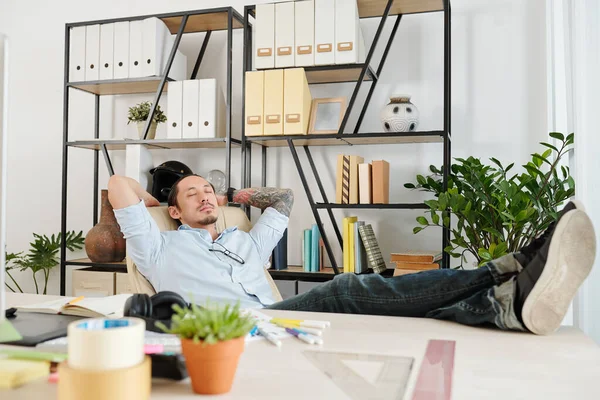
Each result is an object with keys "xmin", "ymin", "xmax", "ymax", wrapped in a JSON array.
[{"xmin": 123, "ymin": 291, "xmax": 189, "ymax": 333}]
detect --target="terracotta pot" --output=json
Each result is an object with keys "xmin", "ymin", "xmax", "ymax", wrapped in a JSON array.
[
  {"xmin": 85, "ymin": 190, "xmax": 126, "ymax": 263},
  {"xmin": 181, "ymin": 336, "xmax": 245, "ymax": 395}
]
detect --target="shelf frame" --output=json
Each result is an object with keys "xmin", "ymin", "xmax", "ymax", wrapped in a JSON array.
[
  {"xmin": 59, "ymin": 7, "xmax": 243, "ymax": 295},
  {"xmin": 242, "ymin": 0, "xmax": 452, "ymax": 277}
]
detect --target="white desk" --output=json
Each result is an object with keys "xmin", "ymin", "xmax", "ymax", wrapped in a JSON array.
[{"xmin": 3, "ymin": 293, "xmax": 600, "ymax": 399}]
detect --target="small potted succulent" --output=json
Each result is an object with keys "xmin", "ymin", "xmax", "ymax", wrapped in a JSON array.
[
  {"xmin": 157, "ymin": 301, "xmax": 255, "ymax": 395},
  {"xmin": 127, "ymin": 101, "xmax": 167, "ymax": 140}
]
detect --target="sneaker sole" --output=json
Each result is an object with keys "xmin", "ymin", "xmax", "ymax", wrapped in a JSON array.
[{"xmin": 521, "ymin": 210, "xmax": 596, "ymax": 335}]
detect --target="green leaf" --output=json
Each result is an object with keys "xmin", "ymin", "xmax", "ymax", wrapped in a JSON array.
[
  {"xmin": 549, "ymin": 132, "xmax": 565, "ymax": 141},
  {"xmin": 540, "ymin": 142, "xmax": 559, "ymax": 153},
  {"xmin": 417, "ymin": 216, "xmax": 429, "ymax": 225},
  {"xmin": 514, "ymin": 209, "xmax": 529, "ymax": 222},
  {"xmin": 490, "ymin": 157, "xmax": 503, "ymax": 170},
  {"xmin": 432, "ymin": 213, "xmax": 440, "ymax": 225},
  {"xmin": 416, "ymin": 175, "xmax": 426, "ymax": 185},
  {"xmin": 413, "ymin": 227, "xmax": 424, "ymax": 234},
  {"xmin": 478, "ymin": 249, "xmax": 492, "ymax": 261},
  {"xmin": 404, "ymin": 183, "xmax": 416, "ymax": 189}
]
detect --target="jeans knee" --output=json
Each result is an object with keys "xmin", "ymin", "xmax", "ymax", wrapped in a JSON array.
[{"xmin": 330, "ymin": 273, "xmax": 360, "ymax": 294}]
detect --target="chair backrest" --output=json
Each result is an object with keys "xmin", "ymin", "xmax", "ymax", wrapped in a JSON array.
[{"xmin": 125, "ymin": 205, "xmax": 283, "ymax": 302}]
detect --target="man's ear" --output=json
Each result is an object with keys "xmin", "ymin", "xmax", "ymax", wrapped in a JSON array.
[{"xmin": 168, "ymin": 205, "xmax": 181, "ymax": 220}]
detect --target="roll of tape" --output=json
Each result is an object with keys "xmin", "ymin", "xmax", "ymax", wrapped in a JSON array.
[
  {"xmin": 58, "ymin": 356, "xmax": 151, "ymax": 400},
  {"xmin": 67, "ymin": 317, "xmax": 144, "ymax": 371}
]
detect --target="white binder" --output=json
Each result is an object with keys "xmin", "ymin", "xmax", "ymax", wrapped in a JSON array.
[
  {"xmin": 129, "ymin": 20, "xmax": 143, "ymax": 78},
  {"xmin": 255, "ymin": 3, "xmax": 275, "ymax": 69},
  {"xmin": 182, "ymin": 80, "xmax": 200, "ymax": 139},
  {"xmin": 275, "ymin": 2, "xmax": 295, "ymax": 68},
  {"xmin": 161, "ymin": 34, "xmax": 187, "ymax": 81},
  {"xmin": 314, "ymin": 0, "xmax": 335, "ymax": 65},
  {"xmin": 295, "ymin": 0, "xmax": 315, "ymax": 67},
  {"xmin": 69, "ymin": 26, "xmax": 86, "ymax": 82},
  {"xmin": 167, "ymin": 80, "xmax": 183, "ymax": 139},
  {"xmin": 335, "ymin": 0, "xmax": 365, "ymax": 64},
  {"xmin": 125, "ymin": 145, "xmax": 154, "ymax": 193},
  {"xmin": 198, "ymin": 79, "xmax": 225, "ymax": 138},
  {"xmin": 84, "ymin": 24, "xmax": 100, "ymax": 81},
  {"xmin": 99, "ymin": 23, "xmax": 114, "ymax": 80},
  {"xmin": 113, "ymin": 21, "xmax": 130, "ymax": 79},
  {"xmin": 142, "ymin": 17, "xmax": 171, "ymax": 77}
]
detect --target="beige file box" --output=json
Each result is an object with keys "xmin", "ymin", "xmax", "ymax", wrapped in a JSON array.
[
  {"xmin": 263, "ymin": 69, "xmax": 284, "ymax": 135},
  {"xmin": 283, "ymin": 68, "xmax": 312, "ymax": 135},
  {"xmin": 245, "ymin": 71, "xmax": 265, "ymax": 136},
  {"xmin": 372, "ymin": 160, "xmax": 390, "ymax": 204},
  {"xmin": 358, "ymin": 162, "xmax": 372, "ymax": 204},
  {"xmin": 349, "ymin": 155, "xmax": 364, "ymax": 204}
]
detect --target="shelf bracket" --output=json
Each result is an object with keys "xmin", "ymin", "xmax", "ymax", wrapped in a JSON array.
[
  {"xmin": 142, "ymin": 14, "xmax": 189, "ymax": 140},
  {"xmin": 354, "ymin": 14, "xmax": 403, "ymax": 133},
  {"xmin": 191, "ymin": 30, "xmax": 212, "ymax": 80},
  {"xmin": 287, "ymin": 140, "xmax": 340, "ymax": 274},
  {"xmin": 304, "ymin": 146, "xmax": 343, "ymax": 247},
  {"xmin": 100, "ymin": 144, "xmax": 115, "ymax": 176},
  {"xmin": 338, "ymin": 0, "xmax": 394, "ymax": 135}
]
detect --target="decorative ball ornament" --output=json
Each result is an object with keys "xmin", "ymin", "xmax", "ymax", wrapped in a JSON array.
[
  {"xmin": 380, "ymin": 95, "xmax": 420, "ymax": 133},
  {"xmin": 206, "ymin": 169, "xmax": 227, "ymax": 194}
]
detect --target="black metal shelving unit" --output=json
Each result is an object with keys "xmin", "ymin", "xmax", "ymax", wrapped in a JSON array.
[
  {"xmin": 242, "ymin": 0, "xmax": 452, "ymax": 281},
  {"xmin": 59, "ymin": 7, "xmax": 244, "ymax": 295}
]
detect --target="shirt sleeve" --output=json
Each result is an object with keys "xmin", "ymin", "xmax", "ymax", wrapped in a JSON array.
[
  {"xmin": 113, "ymin": 200, "xmax": 164, "ymax": 278},
  {"xmin": 248, "ymin": 207, "xmax": 289, "ymax": 265}
]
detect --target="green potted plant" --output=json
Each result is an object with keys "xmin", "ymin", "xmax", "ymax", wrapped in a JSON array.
[
  {"xmin": 5, "ymin": 231, "xmax": 85, "ymax": 294},
  {"xmin": 157, "ymin": 301, "xmax": 255, "ymax": 395},
  {"xmin": 127, "ymin": 101, "xmax": 167, "ymax": 140},
  {"xmin": 405, "ymin": 132, "xmax": 575, "ymax": 267}
]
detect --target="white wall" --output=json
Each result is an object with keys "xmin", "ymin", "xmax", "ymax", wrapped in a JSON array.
[{"xmin": 0, "ymin": 0, "xmax": 548, "ymax": 295}]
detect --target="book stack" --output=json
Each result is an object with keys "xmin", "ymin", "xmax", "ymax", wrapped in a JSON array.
[
  {"xmin": 391, "ymin": 250, "xmax": 442, "ymax": 276},
  {"xmin": 302, "ymin": 224, "xmax": 325, "ymax": 272},
  {"xmin": 342, "ymin": 218, "xmax": 387, "ymax": 274},
  {"xmin": 335, "ymin": 155, "xmax": 390, "ymax": 204}
]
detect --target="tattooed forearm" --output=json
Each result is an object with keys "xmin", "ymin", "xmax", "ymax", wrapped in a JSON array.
[{"xmin": 232, "ymin": 187, "xmax": 294, "ymax": 216}]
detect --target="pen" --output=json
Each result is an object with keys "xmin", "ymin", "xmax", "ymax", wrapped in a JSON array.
[
  {"xmin": 68, "ymin": 296, "xmax": 84, "ymax": 305},
  {"xmin": 291, "ymin": 329, "xmax": 323, "ymax": 345},
  {"xmin": 257, "ymin": 326, "xmax": 282, "ymax": 348},
  {"xmin": 271, "ymin": 321, "xmax": 323, "ymax": 336},
  {"xmin": 272, "ymin": 318, "xmax": 329, "ymax": 329},
  {"xmin": 285, "ymin": 328, "xmax": 315, "ymax": 344}
]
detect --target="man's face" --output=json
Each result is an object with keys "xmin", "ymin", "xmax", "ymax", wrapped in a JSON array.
[{"xmin": 168, "ymin": 176, "xmax": 219, "ymax": 227}]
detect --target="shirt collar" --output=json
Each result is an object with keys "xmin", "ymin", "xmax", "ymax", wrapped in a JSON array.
[{"xmin": 178, "ymin": 224, "xmax": 238, "ymax": 236}]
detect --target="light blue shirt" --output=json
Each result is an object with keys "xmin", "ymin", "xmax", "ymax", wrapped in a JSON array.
[{"xmin": 114, "ymin": 201, "xmax": 289, "ymax": 308}]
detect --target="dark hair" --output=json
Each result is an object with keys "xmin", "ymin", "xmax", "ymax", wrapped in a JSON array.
[{"xmin": 167, "ymin": 174, "xmax": 215, "ymax": 209}]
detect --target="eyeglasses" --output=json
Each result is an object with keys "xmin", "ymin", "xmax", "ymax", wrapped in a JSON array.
[{"xmin": 209, "ymin": 242, "xmax": 245, "ymax": 265}]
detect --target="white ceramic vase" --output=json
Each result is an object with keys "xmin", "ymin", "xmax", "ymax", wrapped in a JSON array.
[
  {"xmin": 136, "ymin": 121, "xmax": 157, "ymax": 140},
  {"xmin": 380, "ymin": 95, "xmax": 419, "ymax": 132}
]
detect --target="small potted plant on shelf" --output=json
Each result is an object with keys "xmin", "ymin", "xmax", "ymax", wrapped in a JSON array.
[
  {"xmin": 157, "ymin": 301, "xmax": 255, "ymax": 395},
  {"xmin": 127, "ymin": 101, "xmax": 167, "ymax": 140}
]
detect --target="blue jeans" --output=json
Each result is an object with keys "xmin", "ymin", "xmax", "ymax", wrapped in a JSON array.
[{"xmin": 267, "ymin": 254, "xmax": 527, "ymax": 332}]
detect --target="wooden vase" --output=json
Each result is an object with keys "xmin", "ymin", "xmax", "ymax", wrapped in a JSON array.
[
  {"xmin": 85, "ymin": 190, "xmax": 126, "ymax": 263},
  {"xmin": 181, "ymin": 336, "xmax": 245, "ymax": 395}
]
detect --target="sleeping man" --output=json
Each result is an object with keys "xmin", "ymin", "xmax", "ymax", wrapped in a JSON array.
[{"xmin": 108, "ymin": 174, "xmax": 595, "ymax": 335}]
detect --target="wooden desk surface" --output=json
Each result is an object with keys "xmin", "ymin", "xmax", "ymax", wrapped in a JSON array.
[{"xmin": 3, "ymin": 293, "xmax": 600, "ymax": 399}]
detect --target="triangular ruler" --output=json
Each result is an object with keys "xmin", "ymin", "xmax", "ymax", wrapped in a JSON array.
[{"xmin": 303, "ymin": 350, "xmax": 414, "ymax": 400}]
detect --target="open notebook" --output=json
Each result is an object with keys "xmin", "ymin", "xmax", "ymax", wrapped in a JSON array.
[{"xmin": 15, "ymin": 294, "xmax": 132, "ymax": 318}]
